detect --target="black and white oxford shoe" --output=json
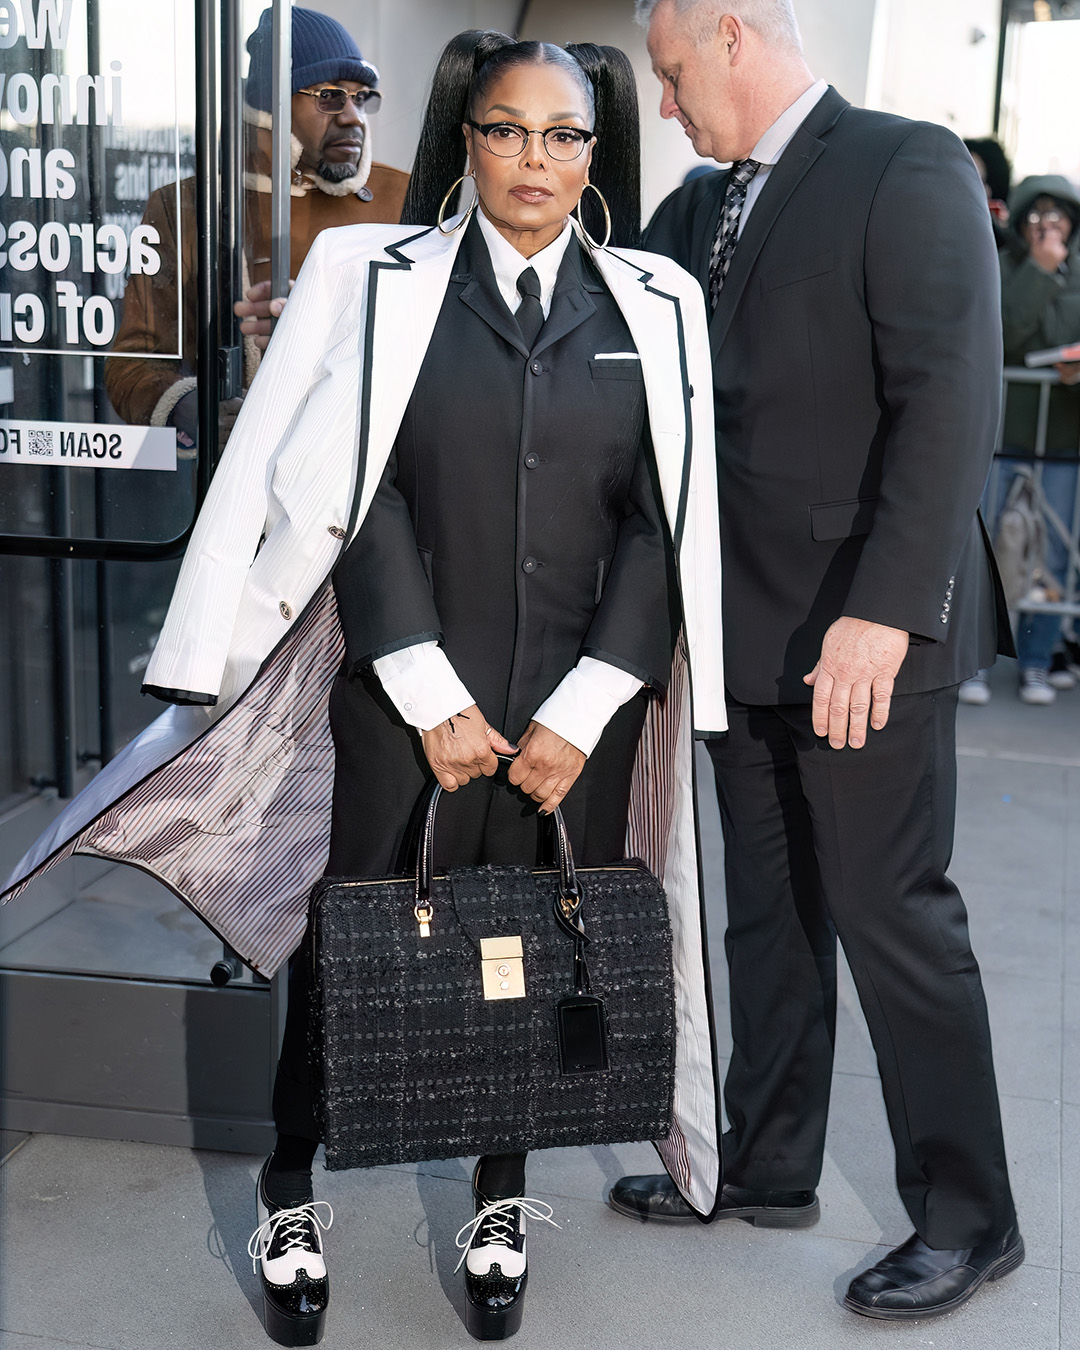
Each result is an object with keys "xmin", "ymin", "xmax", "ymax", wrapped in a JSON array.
[
  {"xmin": 248, "ymin": 1158, "xmax": 333, "ymax": 1347},
  {"xmin": 455, "ymin": 1167, "xmax": 558, "ymax": 1341}
]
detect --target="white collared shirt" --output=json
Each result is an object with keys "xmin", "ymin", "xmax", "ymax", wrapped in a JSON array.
[
  {"xmin": 739, "ymin": 78, "xmax": 829, "ymax": 235},
  {"xmin": 371, "ymin": 213, "xmax": 642, "ymax": 753},
  {"xmin": 476, "ymin": 207, "xmax": 574, "ymax": 319}
]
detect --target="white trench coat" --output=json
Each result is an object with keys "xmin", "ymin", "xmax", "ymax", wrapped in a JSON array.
[{"xmin": 3, "ymin": 218, "xmax": 727, "ymax": 1217}]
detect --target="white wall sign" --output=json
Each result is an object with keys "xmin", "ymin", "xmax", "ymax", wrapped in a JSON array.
[
  {"xmin": 0, "ymin": 418, "xmax": 176, "ymax": 470},
  {"xmin": 0, "ymin": 0, "xmax": 186, "ymax": 356}
]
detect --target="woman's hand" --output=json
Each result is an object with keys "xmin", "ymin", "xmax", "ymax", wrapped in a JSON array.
[
  {"xmin": 507, "ymin": 722, "xmax": 586, "ymax": 814},
  {"xmin": 421, "ymin": 705, "xmax": 517, "ymax": 791}
]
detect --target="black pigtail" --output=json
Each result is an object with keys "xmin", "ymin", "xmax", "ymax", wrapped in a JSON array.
[
  {"xmin": 566, "ymin": 43, "xmax": 641, "ymax": 248},
  {"xmin": 400, "ymin": 29, "xmax": 514, "ymax": 226}
]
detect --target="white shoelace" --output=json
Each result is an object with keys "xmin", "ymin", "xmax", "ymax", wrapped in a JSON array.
[
  {"xmin": 248, "ymin": 1200, "xmax": 334, "ymax": 1273},
  {"xmin": 453, "ymin": 1197, "xmax": 559, "ymax": 1273}
]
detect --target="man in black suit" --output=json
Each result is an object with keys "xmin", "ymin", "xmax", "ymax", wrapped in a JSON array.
[{"xmin": 608, "ymin": 0, "xmax": 1023, "ymax": 1319}]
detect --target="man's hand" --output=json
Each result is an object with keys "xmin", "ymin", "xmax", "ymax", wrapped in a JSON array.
[
  {"xmin": 1030, "ymin": 225, "xmax": 1068, "ymax": 275},
  {"xmin": 234, "ymin": 279, "xmax": 294, "ymax": 351},
  {"xmin": 507, "ymin": 722, "xmax": 587, "ymax": 814},
  {"xmin": 420, "ymin": 705, "xmax": 517, "ymax": 792},
  {"xmin": 1056, "ymin": 361, "xmax": 1080, "ymax": 387},
  {"xmin": 803, "ymin": 617, "xmax": 909, "ymax": 749}
]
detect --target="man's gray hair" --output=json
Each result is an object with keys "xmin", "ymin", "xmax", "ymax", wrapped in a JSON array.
[{"xmin": 635, "ymin": 0, "xmax": 802, "ymax": 52}]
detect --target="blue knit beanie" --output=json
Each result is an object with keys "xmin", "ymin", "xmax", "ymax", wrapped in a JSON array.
[{"xmin": 246, "ymin": 7, "xmax": 379, "ymax": 113}]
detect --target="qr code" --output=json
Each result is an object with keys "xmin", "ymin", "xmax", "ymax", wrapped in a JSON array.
[{"xmin": 27, "ymin": 429, "xmax": 54, "ymax": 457}]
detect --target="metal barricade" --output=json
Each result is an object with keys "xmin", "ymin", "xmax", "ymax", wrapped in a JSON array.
[{"xmin": 986, "ymin": 366, "xmax": 1080, "ymax": 624}]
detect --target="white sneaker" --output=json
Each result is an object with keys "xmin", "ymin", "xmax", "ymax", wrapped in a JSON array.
[
  {"xmin": 958, "ymin": 674, "xmax": 991, "ymax": 705},
  {"xmin": 1048, "ymin": 654, "xmax": 1076, "ymax": 690},
  {"xmin": 1019, "ymin": 668, "xmax": 1057, "ymax": 705}
]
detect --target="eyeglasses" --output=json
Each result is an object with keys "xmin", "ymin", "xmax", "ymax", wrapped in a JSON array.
[
  {"xmin": 1025, "ymin": 208, "xmax": 1066, "ymax": 227},
  {"xmin": 467, "ymin": 120, "xmax": 596, "ymax": 162},
  {"xmin": 298, "ymin": 86, "xmax": 382, "ymax": 115}
]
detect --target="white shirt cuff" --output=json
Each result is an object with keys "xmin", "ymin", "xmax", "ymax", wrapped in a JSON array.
[
  {"xmin": 372, "ymin": 641, "xmax": 474, "ymax": 732},
  {"xmin": 531, "ymin": 656, "xmax": 643, "ymax": 756}
]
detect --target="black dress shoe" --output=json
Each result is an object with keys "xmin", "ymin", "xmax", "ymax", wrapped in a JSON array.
[
  {"xmin": 249, "ymin": 1158, "xmax": 333, "ymax": 1347},
  {"xmin": 844, "ymin": 1224, "xmax": 1025, "ymax": 1320},
  {"xmin": 607, "ymin": 1173, "xmax": 819, "ymax": 1227},
  {"xmin": 455, "ymin": 1166, "xmax": 558, "ymax": 1341}
]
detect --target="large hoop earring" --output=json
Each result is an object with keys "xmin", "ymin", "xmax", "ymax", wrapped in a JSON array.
[
  {"xmin": 437, "ymin": 173, "xmax": 478, "ymax": 235},
  {"xmin": 574, "ymin": 183, "xmax": 612, "ymax": 250}
]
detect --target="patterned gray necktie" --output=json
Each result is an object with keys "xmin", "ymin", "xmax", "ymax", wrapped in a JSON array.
[{"xmin": 709, "ymin": 158, "xmax": 762, "ymax": 310}]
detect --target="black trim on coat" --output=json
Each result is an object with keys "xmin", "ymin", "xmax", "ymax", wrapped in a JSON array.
[
  {"xmin": 344, "ymin": 228, "xmax": 433, "ymax": 545},
  {"xmin": 140, "ymin": 685, "xmax": 218, "ymax": 706},
  {"xmin": 602, "ymin": 248, "xmax": 695, "ymax": 554}
]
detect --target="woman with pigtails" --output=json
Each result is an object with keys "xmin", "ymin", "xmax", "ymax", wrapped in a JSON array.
[{"xmin": 2, "ymin": 29, "xmax": 726, "ymax": 1346}]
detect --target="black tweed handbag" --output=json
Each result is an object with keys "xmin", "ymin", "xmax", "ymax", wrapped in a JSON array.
[{"xmin": 308, "ymin": 778, "xmax": 676, "ymax": 1171}]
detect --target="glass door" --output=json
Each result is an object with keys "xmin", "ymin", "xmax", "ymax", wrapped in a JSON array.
[{"xmin": 0, "ymin": 0, "xmax": 292, "ymax": 1152}]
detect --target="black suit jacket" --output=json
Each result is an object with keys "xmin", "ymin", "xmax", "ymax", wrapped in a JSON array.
[
  {"xmin": 334, "ymin": 220, "xmax": 678, "ymax": 735},
  {"xmin": 646, "ymin": 87, "xmax": 1012, "ymax": 704}
]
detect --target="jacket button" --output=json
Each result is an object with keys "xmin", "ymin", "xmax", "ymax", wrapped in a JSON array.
[
  {"xmin": 521, "ymin": 556, "xmax": 538, "ymax": 574},
  {"xmin": 327, "ymin": 525, "xmax": 346, "ymax": 540},
  {"xmin": 940, "ymin": 613, "xmax": 949, "ymax": 624},
  {"xmin": 279, "ymin": 601, "xmax": 293, "ymax": 620},
  {"xmin": 524, "ymin": 452, "xmax": 540, "ymax": 469},
  {"xmin": 530, "ymin": 359, "xmax": 543, "ymax": 375}
]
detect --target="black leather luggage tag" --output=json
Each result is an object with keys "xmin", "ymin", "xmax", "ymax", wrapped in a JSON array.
[{"xmin": 556, "ymin": 994, "xmax": 609, "ymax": 1074}]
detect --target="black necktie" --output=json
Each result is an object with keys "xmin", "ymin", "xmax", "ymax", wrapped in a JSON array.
[
  {"xmin": 516, "ymin": 267, "xmax": 544, "ymax": 349},
  {"xmin": 709, "ymin": 158, "xmax": 762, "ymax": 310}
]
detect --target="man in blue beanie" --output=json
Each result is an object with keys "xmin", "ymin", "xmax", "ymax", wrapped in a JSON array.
[
  {"xmin": 106, "ymin": 7, "xmax": 408, "ymax": 444},
  {"xmin": 244, "ymin": 7, "xmax": 391, "ymax": 195}
]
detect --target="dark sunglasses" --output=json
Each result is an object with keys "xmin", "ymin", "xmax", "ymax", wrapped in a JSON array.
[{"xmin": 298, "ymin": 86, "xmax": 382, "ymax": 115}]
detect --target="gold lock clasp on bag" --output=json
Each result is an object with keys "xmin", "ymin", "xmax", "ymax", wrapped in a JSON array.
[{"xmin": 480, "ymin": 936, "xmax": 526, "ymax": 1000}]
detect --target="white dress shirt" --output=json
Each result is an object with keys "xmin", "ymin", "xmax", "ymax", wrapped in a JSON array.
[
  {"xmin": 739, "ymin": 78, "xmax": 829, "ymax": 236},
  {"xmin": 372, "ymin": 209, "xmax": 644, "ymax": 754},
  {"xmin": 476, "ymin": 207, "xmax": 572, "ymax": 318}
]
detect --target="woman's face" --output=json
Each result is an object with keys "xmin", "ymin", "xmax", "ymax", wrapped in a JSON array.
[{"xmin": 463, "ymin": 61, "xmax": 594, "ymax": 257}]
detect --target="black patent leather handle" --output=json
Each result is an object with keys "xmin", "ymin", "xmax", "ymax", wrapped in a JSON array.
[{"xmin": 413, "ymin": 767, "xmax": 583, "ymax": 934}]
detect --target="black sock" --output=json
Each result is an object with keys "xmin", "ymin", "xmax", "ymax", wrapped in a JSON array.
[
  {"xmin": 264, "ymin": 1133, "xmax": 318, "ymax": 1207},
  {"xmin": 475, "ymin": 1151, "xmax": 527, "ymax": 1201}
]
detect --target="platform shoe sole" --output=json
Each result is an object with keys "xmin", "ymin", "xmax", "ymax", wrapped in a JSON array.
[
  {"xmin": 262, "ymin": 1289, "xmax": 328, "ymax": 1347},
  {"xmin": 464, "ymin": 1284, "xmax": 527, "ymax": 1341}
]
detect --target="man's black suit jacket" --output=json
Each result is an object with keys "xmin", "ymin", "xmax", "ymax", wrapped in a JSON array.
[{"xmin": 646, "ymin": 87, "xmax": 1012, "ymax": 705}]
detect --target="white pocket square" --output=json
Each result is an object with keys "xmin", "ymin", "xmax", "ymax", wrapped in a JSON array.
[{"xmin": 592, "ymin": 352, "xmax": 640, "ymax": 360}]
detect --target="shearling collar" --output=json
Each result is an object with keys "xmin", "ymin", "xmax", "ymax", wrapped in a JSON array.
[{"xmin": 242, "ymin": 103, "xmax": 373, "ymax": 199}]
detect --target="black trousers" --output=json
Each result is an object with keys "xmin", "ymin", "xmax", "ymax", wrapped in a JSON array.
[
  {"xmin": 273, "ymin": 672, "xmax": 648, "ymax": 1141},
  {"xmin": 706, "ymin": 687, "xmax": 1016, "ymax": 1249}
]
